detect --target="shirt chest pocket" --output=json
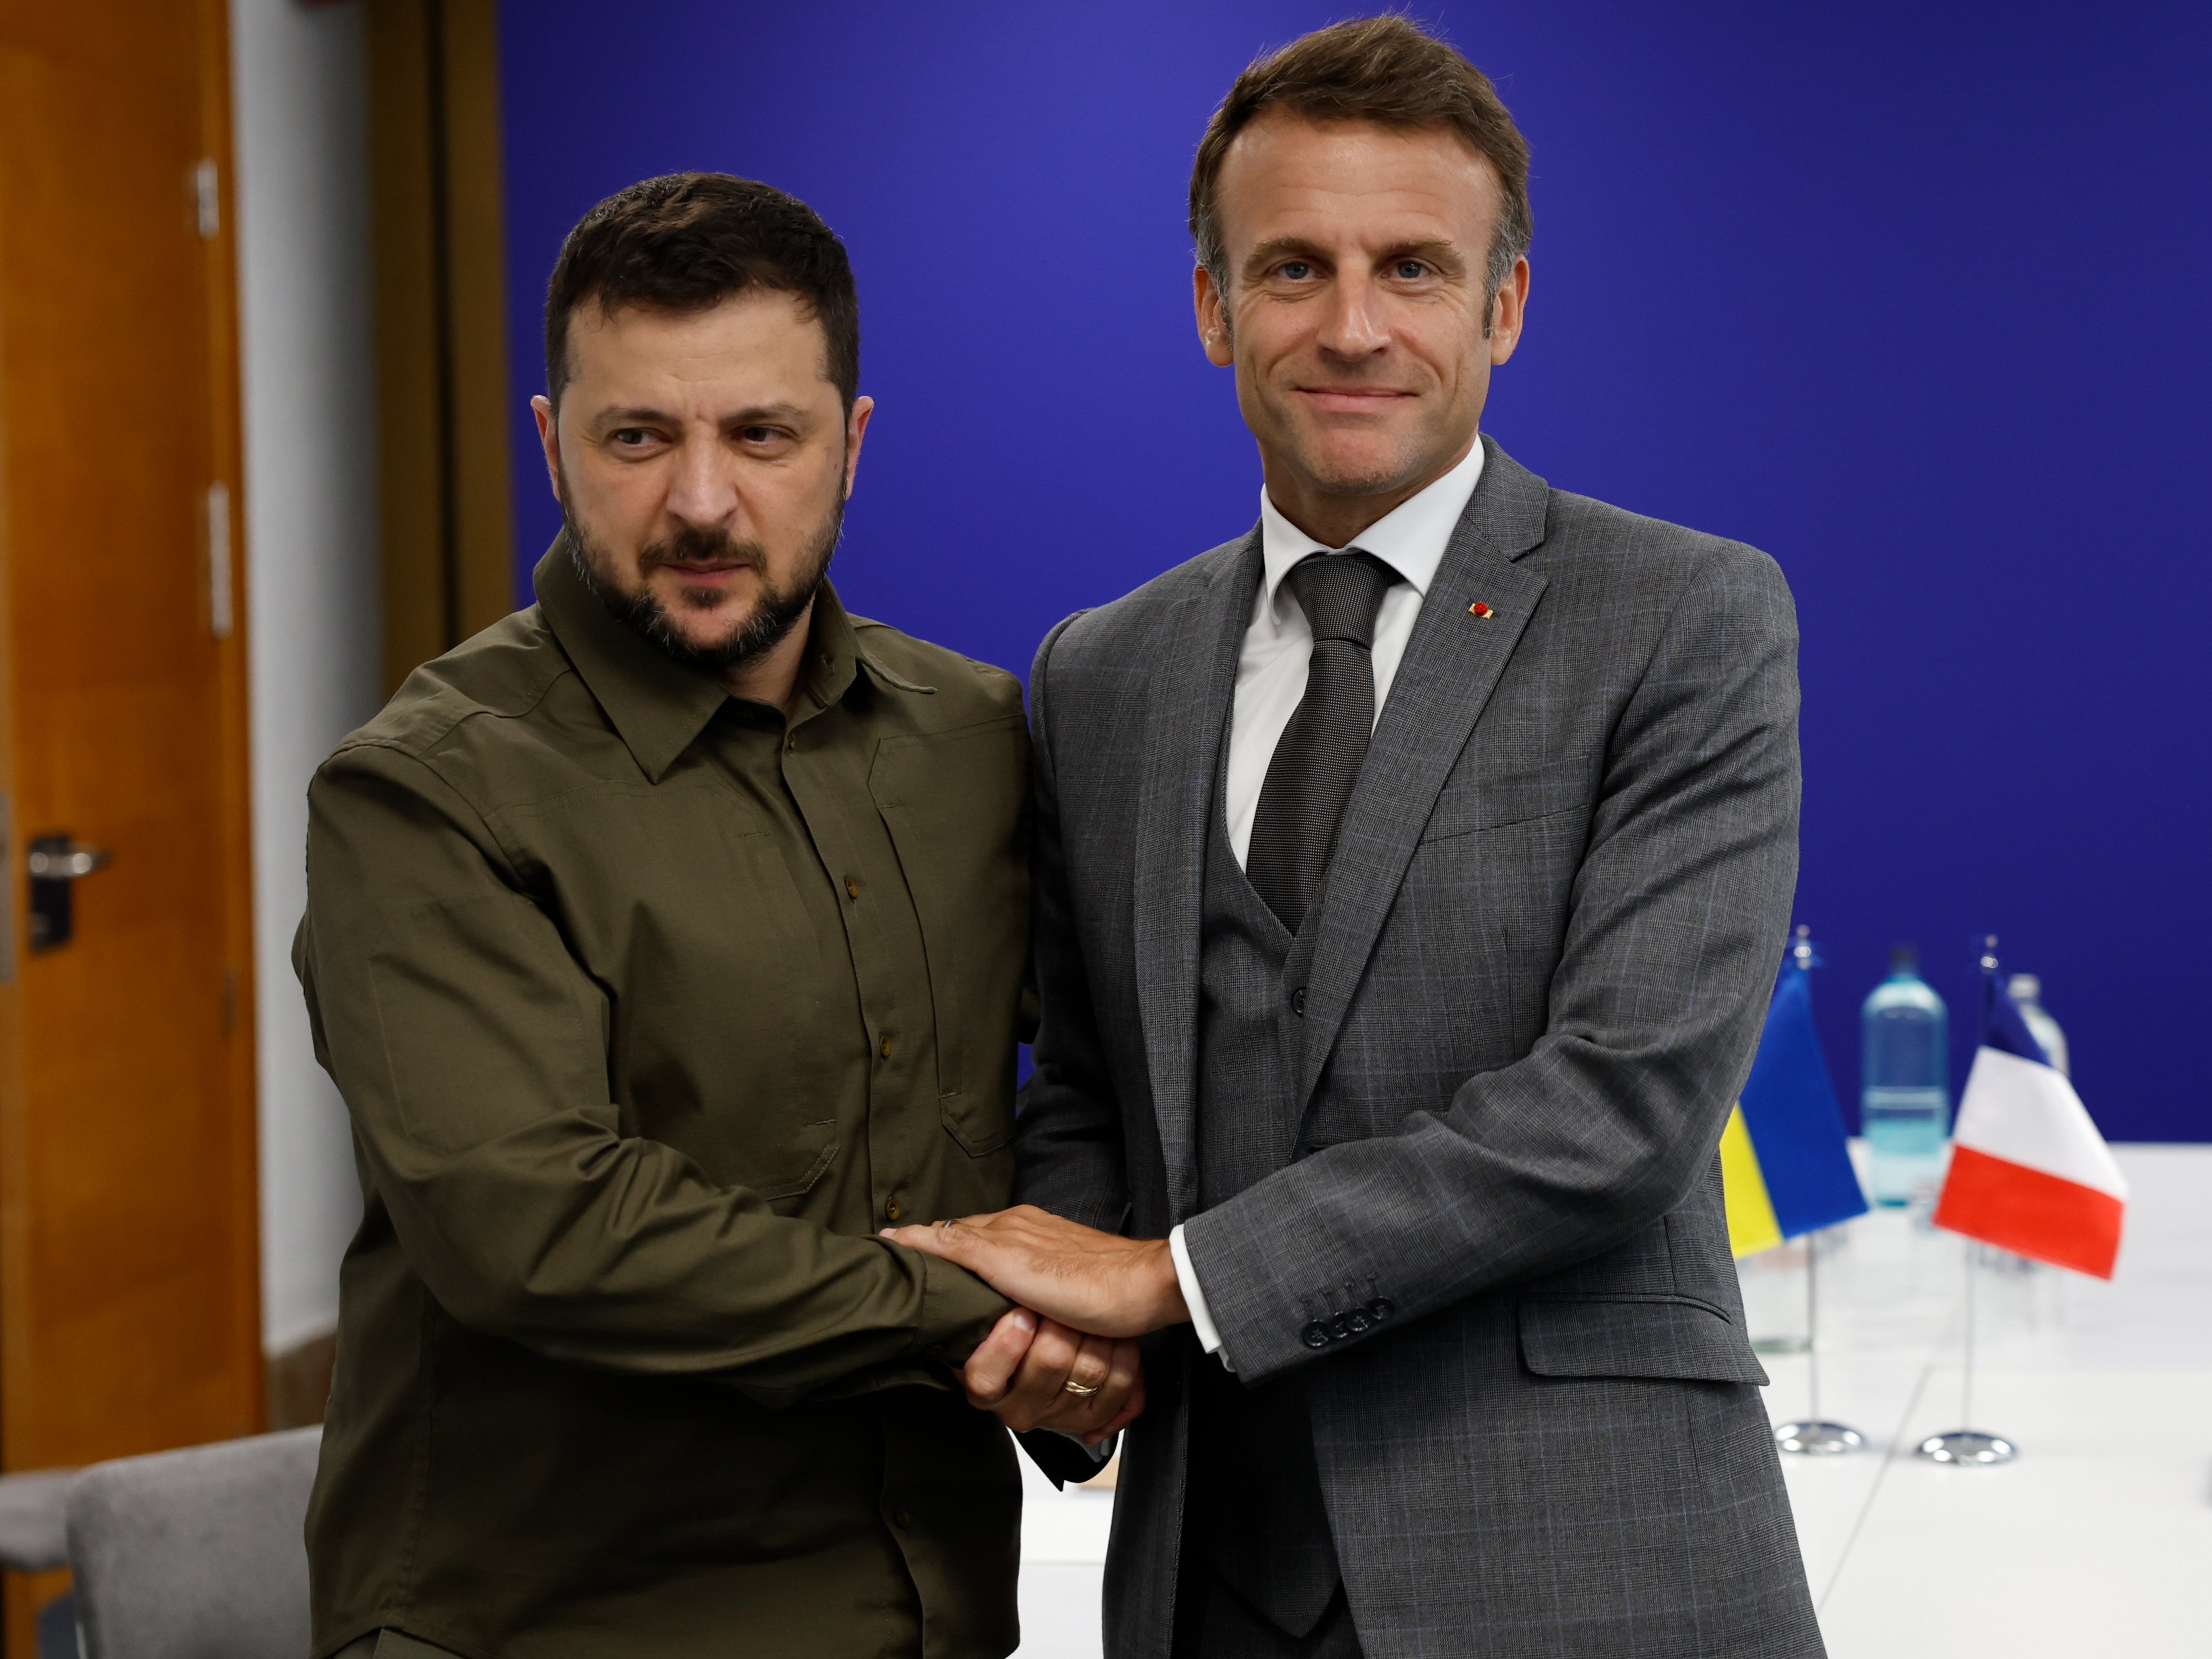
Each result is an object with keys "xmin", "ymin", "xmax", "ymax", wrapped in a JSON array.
[
  {"xmin": 524, "ymin": 785, "xmax": 841, "ymax": 1201},
  {"xmin": 868, "ymin": 716, "xmax": 1029, "ymax": 1156}
]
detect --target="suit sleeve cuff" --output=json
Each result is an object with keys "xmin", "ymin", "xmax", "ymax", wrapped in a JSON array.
[{"xmin": 1170, "ymin": 1224, "xmax": 1234, "ymax": 1372}]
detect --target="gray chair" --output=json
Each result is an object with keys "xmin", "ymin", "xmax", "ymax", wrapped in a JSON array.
[
  {"xmin": 65, "ymin": 1427, "xmax": 321, "ymax": 1659},
  {"xmin": 0, "ymin": 1468, "xmax": 76, "ymax": 1574},
  {"xmin": 0, "ymin": 1468, "xmax": 81, "ymax": 1659}
]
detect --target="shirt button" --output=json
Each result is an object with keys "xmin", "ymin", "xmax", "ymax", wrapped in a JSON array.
[
  {"xmin": 785, "ymin": 733, "xmax": 797, "ymax": 751},
  {"xmin": 879, "ymin": 1034, "xmax": 893, "ymax": 1059},
  {"xmin": 1291, "ymin": 987, "xmax": 1307, "ymax": 1016},
  {"xmin": 884, "ymin": 1198, "xmax": 903, "ymax": 1223},
  {"xmin": 845, "ymin": 876, "xmax": 860, "ymax": 899},
  {"xmin": 892, "ymin": 1508, "xmax": 913, "ymax": 1530}
]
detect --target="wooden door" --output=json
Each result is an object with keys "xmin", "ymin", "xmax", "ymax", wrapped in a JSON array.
[{"xmin": 0, "ymin": 0, "xmax": 262, "ymax": 1635}]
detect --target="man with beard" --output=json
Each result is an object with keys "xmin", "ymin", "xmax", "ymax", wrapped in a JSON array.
[{"xmin": 293, "ymin": 173, "xmax": 1137, "ymax": 1659}]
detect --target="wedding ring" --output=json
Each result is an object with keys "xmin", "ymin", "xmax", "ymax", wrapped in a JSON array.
[{"xmin": 1062, "ymin": 1379, "xmax": 1101, "ymax": 1398}]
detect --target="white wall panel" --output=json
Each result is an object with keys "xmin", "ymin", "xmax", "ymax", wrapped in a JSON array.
[{"xmin": 229, "ymin": 0, "xmax": 381, "ymax": 1353}]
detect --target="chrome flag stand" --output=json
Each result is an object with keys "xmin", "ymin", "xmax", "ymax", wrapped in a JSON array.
[
  {"xmin": 1917, "ymin": 1238, "xmax": 2017, "ymax": 1465},
  {"xmin": 1918, "ymin": 937, "xmax": 2023, "ymax": 1466},
  {"xmin": 1773, "ymin": 1227, "xmax": 1863, "ymax": 1455}
]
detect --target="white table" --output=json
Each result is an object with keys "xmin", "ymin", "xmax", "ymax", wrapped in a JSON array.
[{"xmin": 1013, "ymin": 1144, "xmax": 2212, "ymax": 1657}]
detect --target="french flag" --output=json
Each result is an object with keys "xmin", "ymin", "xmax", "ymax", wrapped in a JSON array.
[{"xmin": 1933, "ymin": 941, "xmax": 2127, "ymax": 1279}]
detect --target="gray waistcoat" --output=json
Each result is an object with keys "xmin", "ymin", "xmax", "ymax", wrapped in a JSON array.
[{"xmin": 1189, "ymin": 770, "xmax": 1341, "ymax": 1636}]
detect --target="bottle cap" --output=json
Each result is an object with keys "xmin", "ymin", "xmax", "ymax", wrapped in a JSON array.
[{"xmin": 2008, "ymin": 972, "xmax": 2041, "ymax": 1003}]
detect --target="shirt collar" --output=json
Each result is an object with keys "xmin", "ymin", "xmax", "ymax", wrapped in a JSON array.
[
  {"xmin": 1258, "ymin": 436, "xmax": 1486, "ymax": 606},
  {"xmin": 535, "ymin": 536, "xmax": 880, "ymax": 783}
]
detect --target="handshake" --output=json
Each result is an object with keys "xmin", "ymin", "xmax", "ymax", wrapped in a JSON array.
[{"xmin": 883, "ymin": 1206, "xmax": 1191, "ymax": 1445}]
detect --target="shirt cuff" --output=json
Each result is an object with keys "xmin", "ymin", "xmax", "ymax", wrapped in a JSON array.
[
  {"xmin": 1051, "ymin": 1430, "xmax": 1116, "ymax": 1464},
  {"xmin": 1169, "ymin": 1224, "xmax": 1233, "ymax": 1372},
  {"xmin": 912, "ymin": 1251, "xmax": 1016, "ymax": 1369}
]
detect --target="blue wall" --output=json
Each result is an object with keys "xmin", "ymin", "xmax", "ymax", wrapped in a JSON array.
[{"xmin": 498, "ymin": 2, "xmax": 2211, "ymax": 1140}]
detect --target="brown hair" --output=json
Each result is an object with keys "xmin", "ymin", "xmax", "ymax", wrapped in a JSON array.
[
  {"xmin": 1189, "ymin": 16, "xmax": 1532, "ymax": 321},
  {"xmin": 543, "ymin": 172, "xmax": 859, "ymax": 410}
]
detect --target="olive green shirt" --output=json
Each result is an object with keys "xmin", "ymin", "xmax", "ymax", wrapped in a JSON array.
[{"xmin": 295, "ymin": 543, "xmax": 1029, "ymax": 1659}]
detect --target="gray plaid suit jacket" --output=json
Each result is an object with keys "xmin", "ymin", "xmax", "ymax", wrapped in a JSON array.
[{"xmin": 1013, "ymin": 438, "xmax": 1823, "ymax": 1658}]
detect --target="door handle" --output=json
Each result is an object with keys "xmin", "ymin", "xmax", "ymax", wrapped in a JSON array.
[
  {"xmin": 28, "ymin": 835, "xmax": 111, "ymax": 950},
  {"xmin": 28, "ymin": 840, "xmax": 109, "ymax": 880}
]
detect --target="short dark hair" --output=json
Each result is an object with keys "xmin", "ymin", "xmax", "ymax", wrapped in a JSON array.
[
  {"xmin": 543, "ymin": 172, "xmax": 859, "ymax": 410},
  {"xmin": 1189, "ymin": 16, "xmax": 1532, "ymax": 320}
]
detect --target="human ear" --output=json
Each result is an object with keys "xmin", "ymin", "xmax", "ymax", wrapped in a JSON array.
[
  {"xmin": 1194, "ymin": 266, "xmax": 1234, "ymax": 367},
  {"xmin": 843, "ymin": 395, "xmax": 875, "ymax": 499},
  {"xmin": 532, "ymin": 394, "xmax": 562, "ymax": 499},
  {"xmin": 1488, "ymin": 257, "xmax": 1530, "ymax": 365}
]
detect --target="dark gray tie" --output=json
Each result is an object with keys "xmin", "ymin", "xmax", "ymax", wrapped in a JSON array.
[{"xmin": 1245, "ymin": 551, "xmax": 1397, "ymax": 934}]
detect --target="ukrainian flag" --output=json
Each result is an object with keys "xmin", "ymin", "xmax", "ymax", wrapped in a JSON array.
[{"xmin": 1722, "ymin": 937, "xmax": 1868, "ymax": 1256}]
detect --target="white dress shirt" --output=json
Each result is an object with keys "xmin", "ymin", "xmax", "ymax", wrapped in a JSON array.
[{"xmin": 1173, "ymin": 439, "xmax": 1487, "ymax": 1364}]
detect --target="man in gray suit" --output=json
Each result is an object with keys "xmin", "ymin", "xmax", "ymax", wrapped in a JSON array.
[{"xmin": 889, "ymin": 17, "xmax": 1822, "ymax": 1657}]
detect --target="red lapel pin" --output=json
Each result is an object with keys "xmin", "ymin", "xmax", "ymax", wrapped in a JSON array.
[{"xmin": 1468, "ymin": 601, "xmax": 1494, "ymax": 618}]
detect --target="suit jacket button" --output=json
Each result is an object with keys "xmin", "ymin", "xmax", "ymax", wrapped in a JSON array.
[
  {"xmin": 1345, "ymin": 1308, "xmax": 1372, "ymax": 1335},
  {"xmin": 1367, "ymin": 1298, "xmax": 1396, "ymax": 1322},
  {"xmin": 1329, "ymin": 1314, "xmax": 1353, "ymax": 1341},
  {"xmin": 1290, "ymin": 987, "xmax": 1307, "ymax": 1016},
  {"xmin": 1301, "ymin": 1321, "xmax": 1329, "ymax": 1350}
]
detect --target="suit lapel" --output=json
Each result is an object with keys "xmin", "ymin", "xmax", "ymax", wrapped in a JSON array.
[
  {"xmin": 1133, "ymin": 531, "xmax": 1262, "ymax": 1222},
  {"xmin": 1294, "ymin": 440, "xmax": 1554, "ymax": 1111}
]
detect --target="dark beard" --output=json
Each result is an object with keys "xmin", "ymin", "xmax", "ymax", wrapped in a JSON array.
[{"xmin": 562, "ymin": 487, "xmax": 844, "ymax": 677}]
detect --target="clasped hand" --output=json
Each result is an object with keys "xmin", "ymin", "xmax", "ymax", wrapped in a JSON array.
[{"xmin": 884, "ymin": 1205, "xmax": 1191, "ymax": 1443}]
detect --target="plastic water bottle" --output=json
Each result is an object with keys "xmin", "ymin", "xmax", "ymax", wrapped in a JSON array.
[
  {"xmin": 2007, "ymin": 973, "xmax": 2069, "ymax": 1077},
  {"xmin": 1862, "ymin": 944, "xmax": 1950, "ymax": 1206}
]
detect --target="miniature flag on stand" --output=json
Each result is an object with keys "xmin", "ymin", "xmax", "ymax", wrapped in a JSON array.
[
  {"xmin": 1934, "ymin": 944, "xmax": 2127, "ymax": 1278},
  {"xmin": 1722, "ymin": 932, "xmax": 1869, "ymax": 1257}
]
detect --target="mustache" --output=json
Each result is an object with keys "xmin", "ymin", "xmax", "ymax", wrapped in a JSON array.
[{"xmin": 637, "ymin": 526, "xmax": 767, "ymax": 576}]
